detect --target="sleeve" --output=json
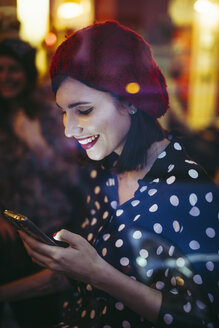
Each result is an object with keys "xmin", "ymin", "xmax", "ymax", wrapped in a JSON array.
[
  {"xmin": 127, "ymin": 224, "xmax": 218, "ymax": 328},
  {"xmin": 152, "ymin": 164, "xmax": 219, "ymax": 328}
]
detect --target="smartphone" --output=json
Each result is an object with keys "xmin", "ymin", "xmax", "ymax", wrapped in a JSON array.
[{"xmin": 3, "ymin": 209, "xmax": 57, "ymax": 246}]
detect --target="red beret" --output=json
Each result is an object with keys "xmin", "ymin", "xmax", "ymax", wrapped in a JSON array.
[{"xmin": 50, "ymin": 20, "xmax": 169, "ymax": 118}]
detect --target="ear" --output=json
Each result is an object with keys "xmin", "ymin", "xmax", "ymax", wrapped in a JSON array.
[{"xmin": 128, "ymin": 104, "xmax": 137, "ymax": 115}]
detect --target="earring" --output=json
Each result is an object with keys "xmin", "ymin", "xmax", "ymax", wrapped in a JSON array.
[{"xmin": 129, "ymin": 105, "xmax": 137, "ymax": 115}]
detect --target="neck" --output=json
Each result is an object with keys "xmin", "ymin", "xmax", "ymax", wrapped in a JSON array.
[
  {"xmin": 118, "ymin": 138, "xmax": 170, "ymax": 181},
  {"xmin": 146, "ymin": 138, "xmax": 170, "ymax": 170}
]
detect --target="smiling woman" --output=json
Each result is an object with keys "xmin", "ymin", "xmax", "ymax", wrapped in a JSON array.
[
  {"xmin": 14, "ymin": 20, "xmax": 219, "ymax": 328},
  {"xmin": 56, "ymin": 77, "xmax": 131, "ymax": 160}
]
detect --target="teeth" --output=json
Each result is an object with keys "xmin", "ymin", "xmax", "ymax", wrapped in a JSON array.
[{"xmin": 78, "ymin": 135, "xmax": 98, "ymax": 145}]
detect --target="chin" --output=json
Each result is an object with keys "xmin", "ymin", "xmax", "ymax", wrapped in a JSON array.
[
  {"xmin": 86, "ymin": 149, "xmax": 109, "ymax": 161},
  {"xmin": 87, "ymin": 153, "xmax": 105, "ymax": 161}
]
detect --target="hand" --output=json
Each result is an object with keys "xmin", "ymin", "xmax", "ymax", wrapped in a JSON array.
[
  {"xmin": 0, "ymin": 216, "xmax": 18, "ymax": 242},
  {"xmin": 18, "ymin": 229, "xmax": 104, "ymax": 284}
]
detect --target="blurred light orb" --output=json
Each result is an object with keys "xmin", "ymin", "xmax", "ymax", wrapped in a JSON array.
[
  {"xmin": 45, "ymin": 32, "xmax": 57, "ymax": 47},
  {"xmin": 136, "ymin": 256, "xmax": 147, "ymax": 267},
  {"xmin": 58, "ymin": 2, "xmax": 83, "ymax": 19},
  {"xmin": 125, "ymin": 82, "xmax": 140, "ymax": 94},
  {"xmin": 194, "ymin": 0, "xmax": 215, "ymax": 14}
]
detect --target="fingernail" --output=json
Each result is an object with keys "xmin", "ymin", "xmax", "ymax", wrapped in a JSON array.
[{"xmin": 53, "ymin": 231, "xmax": 60, "ymax": 241}]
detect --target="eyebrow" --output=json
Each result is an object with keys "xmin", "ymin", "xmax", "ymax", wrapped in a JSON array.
[{"xmin": 56, "ymin": 102, "xmax": 90, "ymax": 109}]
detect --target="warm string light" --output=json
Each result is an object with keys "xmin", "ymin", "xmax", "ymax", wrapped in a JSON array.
[
  {"xmin": 17, "ymin": 0, "xmax": 49, "ymax": 47},
  {"xmin": 58, "ymin": 2, "xmax": 83, "ymax": 19},
  {"xmin": 194, "ymin": 0, "xmax": 219, "ymax": 27}
]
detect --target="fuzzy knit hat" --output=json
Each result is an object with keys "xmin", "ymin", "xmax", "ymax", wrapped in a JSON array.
[{"xmin": 50, "ymin": 20, "xmax": 169, "ymax": 118}]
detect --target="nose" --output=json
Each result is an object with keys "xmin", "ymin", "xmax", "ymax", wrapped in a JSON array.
[{"xmin": 64, "ymin": 112, "xmax": 83, "ymax": 138}]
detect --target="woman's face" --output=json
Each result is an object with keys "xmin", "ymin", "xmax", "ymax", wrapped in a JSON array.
[
  {"xmin": 56, "ymin": 77, "xmax": 131, "ymax": 161},
  {"xmin": 0, "ymin": 56, "xmax": 27, "ymax": 99}
]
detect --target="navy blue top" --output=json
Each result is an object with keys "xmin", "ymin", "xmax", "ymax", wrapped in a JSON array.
[{"xmin": 56, "ymin": 139, "xmax": 219, "ymax": 328}]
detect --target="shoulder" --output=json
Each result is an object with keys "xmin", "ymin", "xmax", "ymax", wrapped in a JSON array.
[{"xmin": 156, "ymin": 137, "xmax": 215, "ymax": 184}]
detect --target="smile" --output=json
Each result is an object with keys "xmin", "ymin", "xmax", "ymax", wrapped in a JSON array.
[{"xmin": 76, "ymin": 135, "xmax": 99, "ymax": 150}]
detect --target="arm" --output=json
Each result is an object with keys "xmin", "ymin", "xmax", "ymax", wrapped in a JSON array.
[
  {"xmin": 92, "ymin": 256, "xmax": 162, "ymax": 323},
  {"xmin": 19, "ymin": 229, "xmax": 162, "ymax": 323},
  {"xmin": 0, "ymin": 268, "xmax": 71, "ymax": 302}
]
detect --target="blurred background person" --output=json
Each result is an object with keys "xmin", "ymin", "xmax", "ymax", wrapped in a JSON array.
[{"xmin": 0, "ymin": 37, "xmax": 83, "ymax": 328}]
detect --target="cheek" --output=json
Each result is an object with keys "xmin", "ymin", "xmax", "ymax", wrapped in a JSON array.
[{"xmin": 102, "ymin": 113, "xmax": 131, "ymax": 146}]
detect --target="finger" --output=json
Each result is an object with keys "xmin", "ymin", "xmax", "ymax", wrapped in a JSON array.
[
  {"xmin": 32, "ymin": 257, "xmax": 48, "ymax": 268},
  {"xmin": 21, "ymin": 239, "xmax": 54, "ymax": 268},
  {"xmin": 18, "ymin": 230, "xmax": 36, "ymax": 245},
  {"xmin": 53, "ymin": 229, "xmax": 82, "ymax": 248},
  {"xmin": 22, "ymin": 239, "xmax": 33, "ymax": 256},
  {"xmin": 18, "ymin": 230, "xmax": 59, "ymax": 258},
  {"xmin": 29, "ymin": 249, "xmax": 54, "ymax": 269}
]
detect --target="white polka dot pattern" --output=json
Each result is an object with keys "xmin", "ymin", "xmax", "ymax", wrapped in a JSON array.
[
  {"xmin": 140, "ymin": 186, "xmax": 147, "ymax": 192},
  {"xmin": 169, "ymin": 246, "xmax": 175, "ymax": 256},
  {"xmin": 183, "ymin": 302, "xmax": 192, "ymax": 313},
  {"xmin": 193, "ymin": 274, "xmax": 203, "ymax": 285},
  {"xmin": 173, "ymin": 220, "xmax": 180, "ymax": 232},
  {"xmin": 206, "ymin": 227, "xmax": 216, "ymax": 238},
  {"xmin": 116, "ymin": 209, "xmax": 124, "ymax": 217},
  {"xmin": 188, "ymin": 169, "xmax": 199, "ymax": 179},
  {"xmin": 131, "ymin": 200, "xmax": 140, "ymax": 207},
  {"xmin": 61, "ymin": 140, "xmax": 219, "ymax": 328},
  {"xmin": 189, "ymin": 240, "xmax": 200, "ymax": 250},
  {"xmin": 170, "ymin": 195, "xmax": 179, "ymax": 206},
  {"xmin": 118, "ymin": 224, "xmax": 125, "ymax": 232},
  {"xmin": 139, "ymin": 249, "xmax": 148, "ymax": 258},
  {"xmin": 157, "ymin": 245, "xmax": 163, "ymax": 255},
  {"xmin": 110, "ymin": 201, "xmax": 117, "ymax": 209},
  {"xmin": 102, "ymin": 234, "xmax": 111, "ymax": 241},
  {"xmin": 115, "ymin": 239, "xmax": 123, "ymax": 248},
  {"xmin": 90, "ymin": 170, "xmax": 97, "ymax": 178},
  {"xmin": 156, "ymin": 281, "xmax": 165, "ymax": 290},
  {"xmin": 163, "ymin": 313, "xmax": 174, "ymax": 324},
  {"xmin": 149, "ymin": 204, "xmax": 158, "ymax": 212},
  {"xmin": 174, "ymin": 142, "xmax": 182, "ymax": 150},
  {"xmin": 122, "ymin": 320, "xmax": 131, "ymax": 328},
  {"xmin": 158, "ymin": 151, "xmax": 166, "ymax": 159},
  {"xmin": 166, "ymin": 176, "xmax": 176, "ymax": 185},
  {"xmin": 153, "ymin": 223, "xmax": 163, "ymax": 234},
  {"xmin": 148, "ymin": 188, "xmax": 157, "ymax": 196},
  {"xmin": 168, "ymin": 164, "xmax": 174, "ymax": 172},
  {"xmin": 146, "ymin": 269, "xmax": 153, "ymax": 277},
  {"xmin": 189, "ymin": 193, "xmax": 197, "ymax": 206},
  {"xmin": 133, "ymin": 214, "xmax": 140, "ymax": 222},
  {"xmin": 205, "ymin": 192, "xmax": 213, "ymax": 203},
  {"xmin": 120, "ymin": 257, "xmax": 129, "ymax": 266},
  {"xmin": 189, "ymin": 207, "xmax": 200, "ymax": 217},
  {"xmin": 94, "ymin": 186, "xmax": 101, "ymax": 194},
  {"xmin": 115, "ymin": 302, "xmax": 124, "ymax": 311},
  {"xmin": 132, "ymin": 230, "xmax": 142, "ymax": 239},
  {"xmin": 206, "ymin": 261, "xmax": 214, "ymax": 271}
]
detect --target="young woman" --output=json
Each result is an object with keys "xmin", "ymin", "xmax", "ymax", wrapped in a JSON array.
[{"xmin": 19, "ymin": 21, "xmax": 218, "ymax": 328}]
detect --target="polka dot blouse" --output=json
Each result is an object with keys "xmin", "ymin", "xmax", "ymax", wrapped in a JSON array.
[{"xmin": 56, "ymin": 139, "xmax": 219, "ymax": 328}]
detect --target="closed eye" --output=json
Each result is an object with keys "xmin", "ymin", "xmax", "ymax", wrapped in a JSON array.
[{"xmin": 78, "ymin": 107, "xmax": 93, "ymax": 115}]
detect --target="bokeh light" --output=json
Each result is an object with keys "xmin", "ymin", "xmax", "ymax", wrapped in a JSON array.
[{"xmin": 125, "ymin": 82, "xmax": 140, "ymax": 94}]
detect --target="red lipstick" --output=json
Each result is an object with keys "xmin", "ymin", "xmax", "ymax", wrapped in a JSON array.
[{"xmin": 76, "ymin": 135, "xmax": 99, "ymax": 150}]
